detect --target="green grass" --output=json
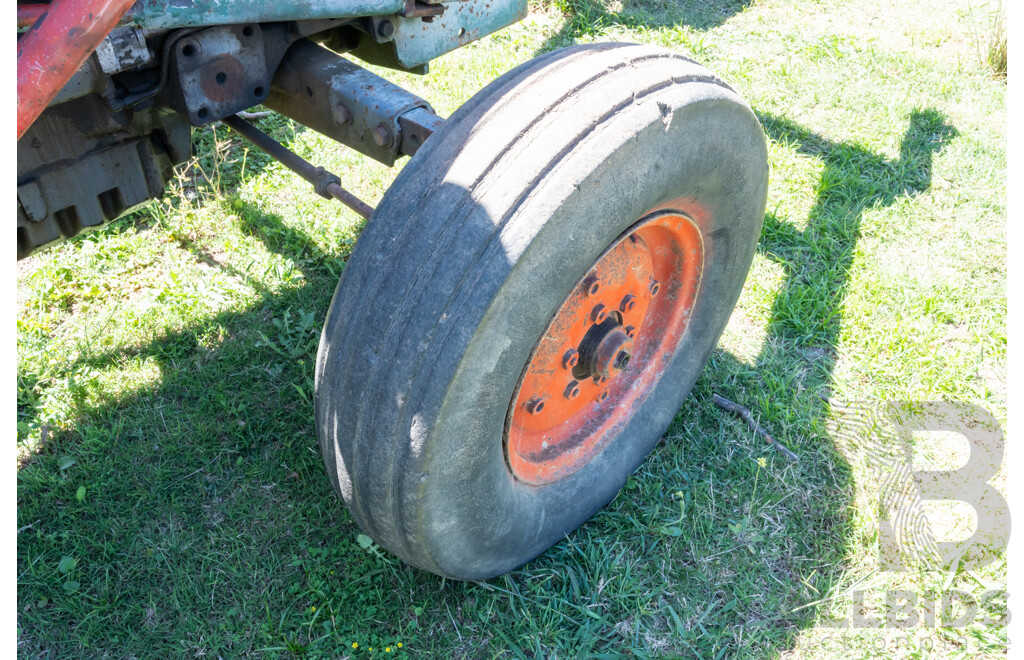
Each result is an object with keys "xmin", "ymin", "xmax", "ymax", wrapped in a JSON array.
[
  {"xmin": 17, "ymin": 0, "xmax": 1006, "ymax": 657},
  {"xmin": 982, "ymin": 1, "xmax": 1006, "ymax": 78}
]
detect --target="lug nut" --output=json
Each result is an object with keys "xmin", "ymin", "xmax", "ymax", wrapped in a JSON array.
[
  {"xmin": 525, "ymin": 397, "xmax": 545, "ymax": 415},
  {"xmin": 624, "ymin": 325, "xmax": 637, "ymax": 339},
  {"xmin": 582, "ymin": 273, "xmax": 600, "ymax": 297},
  {"xmin": 591, "ymin": 304, "xmax": 608, "ymax": 324},
  {"xmin": 562, "ymin": 349, "xmax": 579, "ymax": 369},
  {"xmin": 593, "ymin": 375, "xmax": 605, "ymax": 385},
  {"xmin": 373, "ymin": 125, "xmax": 392, "ymax": 147},
  {"xmin": 620, "ymin": 294, "xmax": 636, "ymax": 313},
  {"xmin": 377, "ymin": 19, "xmax": 395, "ymax": 39},
  {"xmin": 649, "ymin": 280, "xmax": 661, "ymax": 296},
  {"xmin": 614, "ymin": 350, "xmax": 631, "ymax": 371},
  {"xmin": 564, "ymin": 380, "xmax": 580, "ymax": 400}
]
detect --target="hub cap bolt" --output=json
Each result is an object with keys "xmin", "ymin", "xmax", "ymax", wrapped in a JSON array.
[
  {"xmin": 525, "ymin": 397, "xmax": 545, "ymax": 415},
  {"xmin": 562, "ymin": 349, "xmax": 579, "ymax": 369},
  {"xmin": 591, "ymin": 304, "xmax": 608, "ymax": 324},
  {"xmin": 564, "ymin": 381, "xmax": 580, "ymax": 400},
  {"xmin": 582, "ymin": 273, "xmax": 600, "ymax": 296},
  {"xmin": 620, "ymin": 294, "xmax": 636, "ymax": 312}
]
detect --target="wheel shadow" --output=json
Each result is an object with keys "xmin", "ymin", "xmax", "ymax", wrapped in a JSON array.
[
  {"xmin": 16, "ymin": 108, "xmax": 955, "ymax": 657},
  {"xmin": 537, "ymin": 0, "xmax": 753, "ymax": 52}
]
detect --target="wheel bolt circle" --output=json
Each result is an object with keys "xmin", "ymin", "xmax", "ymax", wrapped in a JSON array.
[
  {"xmin": 562, "ymin": 349, "xmax": 579, "ymax": 369},
  {"xmin": 591, "ymin": 304, "xmax": 608, "ymax": 324},
  {"xmin": 564, "ymin": 380, "xmax": 580, "ymax": 400},
  {"xmin": 620, "ymin": 294, "xmax": 636, "ymax": 312}
]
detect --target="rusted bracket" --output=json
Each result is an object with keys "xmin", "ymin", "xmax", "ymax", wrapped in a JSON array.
[
  {"xmin": 265, "ymin": 39, "xmax": 445, "ymax": 167},
  {"xmin": 159, "ymin": 23, "xmax": 296, "ymax": 125}
]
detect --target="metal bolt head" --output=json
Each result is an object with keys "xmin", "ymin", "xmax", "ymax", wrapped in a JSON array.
[
  {"xmin": 582, "ymin": 273, "xmax": 600, "ymax": 297},
  {"xmin": 624, "ymin": 325, "xmax": 637, "ymax": 339},
  {"xmin": 376, "ymin": 19, "xmax": 395, "ymax": 39},
  {"xmin": 620, "ymin": 294, "xmax": 636, "ymax": 313},
  {"xmin": 335, "ymin": 103, "xmax": 353, "ymax": 125},
  {"xmin": 562, "ymin": 349, "xmax": 579, "ymax": 369},
  {"xmin": 597, "ymin": 391, "xmax": 609, "ymax": 402},
  {"xmin": 591, "ymin": 304, "xmax": 608, "ymax": 324},
  {"xmin": 525, "ymin": 397, "xmax": 545, "ymax": 415},
  {"xmin": 649, "ymin": 280, "xmax": 661, "ymax": 296},
  {"xmin": 564, "ymin": 380, "xmax": 580, "ymax": 400},
  {"xmin": 373, "ymin": 125, "xmax": 392, "ymax": 148}
]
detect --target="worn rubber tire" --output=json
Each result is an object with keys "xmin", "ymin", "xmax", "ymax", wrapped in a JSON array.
[{"xmin": 315, "ymin": 43, "xmax": 768, "ymax": 580}]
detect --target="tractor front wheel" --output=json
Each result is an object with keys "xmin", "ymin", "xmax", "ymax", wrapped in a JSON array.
[{"xmin": 315, "ymin": 43, "xmax": 768, "ymax": 580}]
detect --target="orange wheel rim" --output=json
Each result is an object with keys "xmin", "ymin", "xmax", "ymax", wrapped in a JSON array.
[{"xmin": 505, "ymin": 209, "xmax": 705, "ymax": 485}]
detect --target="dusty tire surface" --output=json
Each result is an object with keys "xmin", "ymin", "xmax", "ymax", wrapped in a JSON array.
[{"xmin": 315, "ymin": 43, "xmax": 768, "ymax": 580}]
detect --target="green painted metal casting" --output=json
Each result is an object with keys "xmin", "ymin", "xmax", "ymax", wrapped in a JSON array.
[{"xmin": 119, "ymin": 0, "xmax": 406, "ymax": 30}]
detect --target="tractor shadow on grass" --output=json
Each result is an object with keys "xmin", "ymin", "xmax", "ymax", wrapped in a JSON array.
[
  {"xmin": 15, "ymin": 109, "xmax": 956, "ymax": 657},
  {"xmin": 622, "ymin": 107, "xmax": 957, "ymax": 655},
  {"xmin": 538, "ymin": 0, "xmax": 754, "ymax": 52}
]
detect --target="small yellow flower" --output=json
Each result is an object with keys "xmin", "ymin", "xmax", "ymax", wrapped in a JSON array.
[
  {"xmin": 352, "ymin": 642, "xmax": 358, "ymax": 649},
  {"xmin": 386, "ymin": 647, "xmax": 392, "ymax": 652},
  {"xmin": 757, "ymin": 457, "xmax": 767, "ymax": 468},
  {"xmin": 397, "ymin": 643, "xmax": 402, "ymax": 648},
  {"xmin": 311, "ymin": 606, "xmax": 316, "ymax": 612},
  {"xmin": 369, "ymin": 647, "xmax": 373, "ymax": 651}
]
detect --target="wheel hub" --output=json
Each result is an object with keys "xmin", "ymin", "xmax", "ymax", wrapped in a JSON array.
[
  {"xmin": 504, "ymin": 210, "xmax": 705, "ymax": 485},
  {"xmin": 580, "ymin": 322, "xmax": 633, "ymax": 380}
]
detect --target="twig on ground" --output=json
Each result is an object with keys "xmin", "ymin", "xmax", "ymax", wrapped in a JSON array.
[
  {"xmin": 18, "ymin": 521, "xmax": 40, "ymax": 534},
  {"xmin": 712, "ymin": 394, "xmax": 799, "ymax": 461}
]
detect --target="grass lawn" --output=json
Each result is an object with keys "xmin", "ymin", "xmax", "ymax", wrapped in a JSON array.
[{"xmin": 16, "ymin": 0, "xmax": 1006, "ymax": 657}]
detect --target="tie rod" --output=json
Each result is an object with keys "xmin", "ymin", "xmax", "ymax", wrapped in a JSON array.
[{"xmin": 222, "ymin": 113, "xmax": 375, "ymax": 220}]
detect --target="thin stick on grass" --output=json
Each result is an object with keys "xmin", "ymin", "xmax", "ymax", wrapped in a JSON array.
[{"xmin": 712, "ymin": 394, "xmax": 799, "ymax": 461}]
